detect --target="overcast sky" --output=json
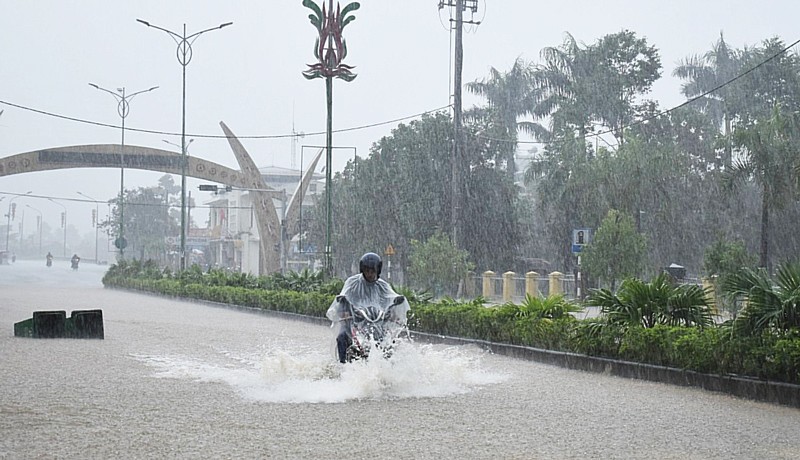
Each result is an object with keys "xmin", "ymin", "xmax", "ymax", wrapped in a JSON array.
[{"xmin": 1, "ymin": 0, "xmax": 798, "ymax": 236}]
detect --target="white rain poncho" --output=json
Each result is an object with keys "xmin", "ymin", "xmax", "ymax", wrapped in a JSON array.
[{"xmin": 326, "ymin": 274, "xmax": 411, "ymax": 333}]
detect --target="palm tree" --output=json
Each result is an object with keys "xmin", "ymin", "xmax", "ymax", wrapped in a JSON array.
[
  {"xmin": 523, "ymin": 131, "xmax": 600, "ymax": 270},
  {"xmin": 466, "ymin": 57, "xmax": 538, "ymax": 179},
  {"xmin": 725, "ymin": 106, "xmax": 800, "ymax": 270},
  {"xmin": 722, "ymin": 262, "xmax": 800, "ymax": 336},
  {"xmin": 673, "ymin": 32, "xmax": 743, "ymax": 166},
  {"xmin": 587, "ymin": 273, "xmax": 715, "ymax": 329},
  {"xmin": 531, "ymin": 32, "xmax": 595, "ymax": 151},
  {"xmin": 514, "ymin": 293, "xmax": 582, "ymax": 320}
]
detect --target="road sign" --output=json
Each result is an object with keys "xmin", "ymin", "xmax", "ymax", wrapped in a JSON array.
[
  {"xmin": 114, "ymin": 237, "xmax": 128, "ymax": 250},
  {"xmin": 571, "ymin": 228, "xmax": 591, "ymax": 254}
]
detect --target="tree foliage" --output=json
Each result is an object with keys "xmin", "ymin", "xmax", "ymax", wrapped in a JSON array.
[
  {"xmin": 299, "ymin": 30, "xmax": 800, "ymax": 290},
  {"xmin": 581, "ymin": 210, "xmax": 647, "ymax": 289},
  {"xmin": 102, "ymin": 178, "xmax": 180, "ymax": 262},
  {"xmin": 723, "ymin": 262, "xmax": 800, "ymax": 336},
  {"xmin": 587, "ymin": 273, "xmax": 715, "ymax": 328},
  {"xmin": 407, "ymin": 230, "xmax": 474, "ymax": 297}
]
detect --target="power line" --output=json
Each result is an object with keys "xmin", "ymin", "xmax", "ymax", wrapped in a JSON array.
[
  {"xmin": 0, "ymin": 191, "xmax": 247, "ymax": 210},
  {"xmin": 0, "ymin": 98, "xmax": 452, "ymax": 140}
]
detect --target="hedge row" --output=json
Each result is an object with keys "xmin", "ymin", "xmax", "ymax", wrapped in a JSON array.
[{"xmin": 104, "ymin": 275, "xmax": 800, "ymax": 384}]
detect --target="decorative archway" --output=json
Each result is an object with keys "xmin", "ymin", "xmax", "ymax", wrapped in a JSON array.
[{"xmin": 0, "ymin": 136, "xmax": 320, "ymax": 274}]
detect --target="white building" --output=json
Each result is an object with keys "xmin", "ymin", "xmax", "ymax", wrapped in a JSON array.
[{"xmin": 204, "ymin": 165, "xmax": 323, "ymax": 275}]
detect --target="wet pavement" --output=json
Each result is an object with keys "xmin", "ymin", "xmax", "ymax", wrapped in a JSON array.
[{"xmin": 1, "ymin": 259, "xmax": 799, "ymax": 459}]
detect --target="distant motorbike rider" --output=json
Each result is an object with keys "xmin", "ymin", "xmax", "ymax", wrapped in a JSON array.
[
  {"xmin": 70, "ymin": 254, "xmax": 80, "ymax": 270},
  {"xmin": 326, "ymin": 252, "xmax": 408, "ymax": 363},
  {"xmin": 46, "ymin": 252, "xmax": 53, "ymax": 267}
]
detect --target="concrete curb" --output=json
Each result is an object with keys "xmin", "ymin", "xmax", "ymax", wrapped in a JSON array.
[
  {"xmin": 411, "ymin": 331, "xmax": 800, "ymax": 409},
  {"xmin": 110, "ymin": 287, "xmax": 800, "ymax": 409}
]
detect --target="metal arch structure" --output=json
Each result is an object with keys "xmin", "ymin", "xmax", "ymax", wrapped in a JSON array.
[
  {"xmin": 219, "ymin": 122, "xmax": 281, "ymax": 274},
  {"xmin": 217, "ymin": 123, "xmax": 323, "ymax": 275},
  {"xmin": 0, "ymin": 144, "xmax": 256, "ymax": 188},
  {"xmin": 0, "ymin": 136, "xmax": 323, "ymax": 275}
]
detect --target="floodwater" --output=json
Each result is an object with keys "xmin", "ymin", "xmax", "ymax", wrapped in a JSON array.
[{"xmin": 1, "ymin": 259, "xmax": 799, "ymax": 459}]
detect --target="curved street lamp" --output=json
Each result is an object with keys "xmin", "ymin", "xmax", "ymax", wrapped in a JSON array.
[
  {"xmin": 77, "ymin": 192, "xmax": 101, "ymax": 263},
  {"xmin": 5, "ymin": 191, "xmax": 32, "ymax": 252},
  {"xmin": 137, "ymin": 18, "xmax": 232, "ymax": 270},
  {"xmin": 89, "ymin": 83, "xmax": 158, "ymax": 259},
  {"xmin": 25, "ymin": 204, "xmax": 43, "ymax": 256},
  {"xmin": 47, "ymin": 198, "xmax": 67, "ymax": 258}
]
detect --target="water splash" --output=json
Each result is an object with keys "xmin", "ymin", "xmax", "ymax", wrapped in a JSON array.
[{"xmin": 131, "ymin": 341, "xmax": 507, "ymax": 404}]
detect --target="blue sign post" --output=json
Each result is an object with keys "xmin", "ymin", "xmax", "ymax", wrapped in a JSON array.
[{"xmin": 572, "ymin": 228, "xmax": 591, "ymax": 254}]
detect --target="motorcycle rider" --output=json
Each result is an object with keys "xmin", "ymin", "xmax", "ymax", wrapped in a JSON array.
[
  {"xmin": 46, "ymin": 252, "xmax": 53, "ymax": 267},
  {"xmin": 70, "ymin": 254, "xmax": 80, "ymax": 270},
  {"xmin": 326, "ymin": 252, "xmax": 408, "ymax": 363}
]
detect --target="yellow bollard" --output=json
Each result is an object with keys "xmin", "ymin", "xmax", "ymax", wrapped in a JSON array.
[
  {"xmin": 482, "ymin": 271, "xmax": 495, "ymax": 299},
  {"xmin": 702, "ymin": 276, "xmax": 718, "ymax": 315},
  {"xmin": 525, "ymin": 271, "xmax": 539, "ymax": 299},
  {"xmin": 549, "ymin": 271, "xmax": 563, "ymax": 296},
  {"xmin": 502, "ymin": 271, "xmax": 515, "ymax": 302}
]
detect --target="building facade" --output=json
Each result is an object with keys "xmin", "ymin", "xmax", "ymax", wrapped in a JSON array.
[{"xmin": 204, "ymin": 165, "xmax": 323, "ymax": 274}]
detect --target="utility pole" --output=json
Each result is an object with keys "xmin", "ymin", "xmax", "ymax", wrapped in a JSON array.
[{"xmin": 439, "ymin": 0, "xmax": 479, "ymax": 249}]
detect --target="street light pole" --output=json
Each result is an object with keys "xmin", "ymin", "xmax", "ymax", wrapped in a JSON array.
[
  {"xmin": 163, "ymin": 138, "xmax": 193, "ymax": 152},
  {"xmin": 302, "ymin": 0, "xmax": 359, "ymax": 276},
  {"xmin": 5, "ymin": 191, "xmax": 32, "ymax": 252},
  {"xmin": 77, "ymin": 192, "xmax": 100, "ymax": 263},
  {"xmin": 25, "ymin": 204, "xmax": 43, "ymax": 256},
  {"xmin": 89, "ymin": 83, "xmax": 158, "ymax": 260},
  {"xmin": 47, "ymin": 198, "xmax": 67, "ymax": 258},
  {"xmin": 138, "ymin": 18, "xmax": 232, "ymax": 270}
]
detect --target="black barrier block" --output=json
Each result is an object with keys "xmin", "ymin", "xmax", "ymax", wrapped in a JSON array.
[
  {"xmin": 32, "ymin": 311, "xmax": 67, "ymax": 338},
  {"xmin": 70, "ymin": 310, "xmax": 104, "ymax": 339},
  {"xmin": 14, "ymin": 318, "xmax": 34, "ymax": 337}
]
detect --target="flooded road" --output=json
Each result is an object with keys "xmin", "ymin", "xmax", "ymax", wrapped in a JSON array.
[{"xmin": 1, "ymin": 260, "xmax": 799, "ymax": 459}]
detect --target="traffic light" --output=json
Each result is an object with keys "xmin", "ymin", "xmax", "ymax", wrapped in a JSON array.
[
  {"xmin": 61, "ymin": 212, "xmax": 65, "ymax": 228},
  {"xmin": 10, "ymin": 203, "xmax": 15, "ymax": 219},
  {"xmin": 92, "ymin": 209, "xmax": 97, "ymax": 227}
]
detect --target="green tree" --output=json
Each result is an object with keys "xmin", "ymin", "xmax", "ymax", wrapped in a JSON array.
[
  {"xmin": 104, "ymin": 184, "xmax": 178, "ymax": 262},
  {"xmin": 408, "ymin": 230, "xmax": 473, "ymax": 297},
  {"xmin": 704, "ymin": 237, "xmax": 758, "ymax": 318},
  {"xmin": 309, "ymin": 110, "xmax": 519, "ymax": 277},
  {"xmin": 581, "ymin": 209, "xmax": 647, "ymax": 290},
  {"xmin": 704, "ymin": 238, "xmax": 757, "ymax": 281},
  {"xmin": 531, "ymin": 30, "xmax": 661, "ymax": 149},
  {"xmin": 590, "ymin": 30, "xmax": 661, "ymax": 146},
  {"xmin": 673, "ymin": 32, "xmax": 744, "ymax": 166},
  {"xmin": 524, "ymin": 131, "xmax": 606, "ymax": 271},
  {"xmin": 736, "ymin": 37, "xmax": 800, "ymax": 122},
  {"xmin": 531, "ymin": 32, "xmax": 596, "ymax": 149},
  {"xmin": 726, "ymin": 106, "xmax": 800, "ymax": 269},
  {"xmin": 466, "ymin": 57, "xmax": 538, "ymax": 179}
]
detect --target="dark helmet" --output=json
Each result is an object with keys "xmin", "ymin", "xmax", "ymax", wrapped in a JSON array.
[{"xmin": 359, "ymin": 252, "xmax": 382, "ymax": 278}]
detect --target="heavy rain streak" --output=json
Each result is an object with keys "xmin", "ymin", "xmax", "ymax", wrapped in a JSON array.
[
  {"xmin": 3, "ymin": 1, "xmax": 800, "ymax": 459},
  {"xmin": 3, "ymin": 262, "xmax": 800, "ymax": 459}
]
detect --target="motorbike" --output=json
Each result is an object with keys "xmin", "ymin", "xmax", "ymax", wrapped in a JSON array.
[
  {"xmin": 70, "ymin": 258, "xmax": 80, "ymax": 270},
  {"xmin": 337, "ymin": 295, "xmax": 409, "ymax": 362},
  {"xmin": 46, "ymin": 257, "xmax": 53, "ymax": 268}
]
